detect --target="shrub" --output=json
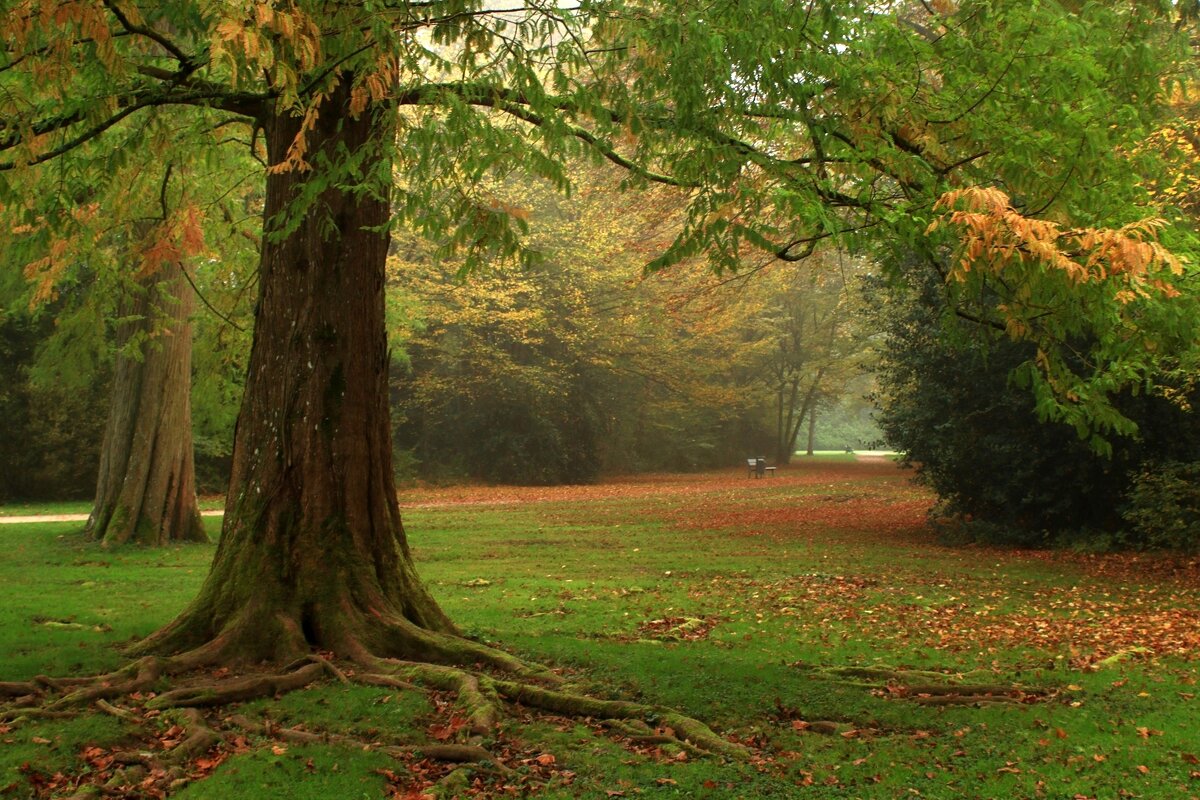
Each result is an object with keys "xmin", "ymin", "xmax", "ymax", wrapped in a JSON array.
[
  {"xmin": 869, "ymin": 255, "xmax": 1200, "ymax": 549},
  {"xmin": 1121, "ymin": 461, "xmax": 1200, "ymax": 551}
]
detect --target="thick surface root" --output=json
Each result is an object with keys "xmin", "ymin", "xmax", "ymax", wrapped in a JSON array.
[
  {"xmin": 360, "ymin": 660, "xmax": 747, "ymax": 760},
  {"xmin": 149, "ymin": 662, "xmax": 324, "ymax": 709},
  {"xmin": 3, "ymin": 642, "xmax": 749, "ymax": 798},
  {"xmin": 492, "ymin": 679, "xmax": 748, "ymax": 759},
  {"xmin": 228, "ymin": 713, "xmax": 510, "ymax": 771},
  {"xmin": 793, "ymin": 662, "xmax": 1050, "ymax": 706}
]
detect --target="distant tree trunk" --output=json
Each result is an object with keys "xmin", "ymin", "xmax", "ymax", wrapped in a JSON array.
[
  {"xmin": 86, "ymin": 260, "xmax": 206, "ymax": 546},
  {"xmin": 133, "ymin": 81, "xmax": 504, "ymax": 669},
  {"xmin": 806, "ymin": 404, "xmax": 817, "ymax": 456},
  {"xmin": 776, "ymin": 376, "xmax": 801, "ymax": 466}
]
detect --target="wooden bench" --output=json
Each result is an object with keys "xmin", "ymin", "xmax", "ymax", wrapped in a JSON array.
[{"xmin": 746, "ymin": 458, "xmax": 776, "ymax": 477}]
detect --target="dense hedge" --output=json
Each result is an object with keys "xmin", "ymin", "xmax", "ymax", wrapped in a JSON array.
[{"xmin": 872, "ymin": 260, "xmax": 1200, "ymax": 549}]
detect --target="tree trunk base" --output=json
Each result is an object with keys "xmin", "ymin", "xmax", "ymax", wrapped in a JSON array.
[{"xmin": 127, "ymin": 592, "xmax": 557, "ymax": 683}]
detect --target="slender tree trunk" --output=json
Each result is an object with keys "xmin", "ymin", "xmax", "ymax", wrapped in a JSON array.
[
  {"xmin": 86, "ymin": 261, "xmax": 206, "ymax": 546},
  {"xmin": 775, "ymin": 381, "xmax": 785, "ymax": 465},
  {"xmin": 789, "ymin": 369, "xmax": 824, "ymax": 459},
  {"xmin": 133, "ymin": 82, "xmax": 482, "ymax": 668},
  {"xmin": 776, "ymin": 376, "xmax": 801, "ymax": 466},
  {"xmin": 806, "ymin": 403, "xmax": 817, "ymax": 456}
]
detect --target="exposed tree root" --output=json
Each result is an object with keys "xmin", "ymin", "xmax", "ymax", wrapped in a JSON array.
[
  {"xmin": 226, "ymin": 714, "xmax": 511, "ymax": 772},
  {"xmin": 433, "ymin": 766, "xmax": 474, "ymax": 799},
  {"xmin": 95, "ymin": 698, "xmax": 142, "ymax": 723},
  {"xmin": 0, "ymin": 673, "xmax": 101, "ymax": 700},
  {"xmin": 0, "ymin": 707, "xmax": 77, "ymax": 724},
  {"xmin": 493, "ymin": 679, "xmax": 747, "ymax": 758},
  {"xmin": 165, "ymin": 708, "xmax": 221, "ymax": 763},
  {"xmin": 366, "ymin": 660, "xmax": 501, "ymax": 735},
  {"xmin": 149, "ymin": 662, "xmax": 324, "ymax": 709},
  {"xmin": 791, "ymin": 662, "xmax": 1050, "ymax": 706},
  {"xmin": 357, "ymin": 658, "xmax": 748, "ymax": 759},
  {"xmin": 793, "ymin": 663, "xmax": 997, "ymax": 684},
  {"xmin": 46, "ymin": 657, "xmax": 168, "ymax": 711},
  {"xmin": 909, "ymin": 695, "xmax": 1023, "ymax": 707},
  {"xmin": 600, "ymin": 720, "xmax": 707, "ymax": 758},
  {"xmin": 300, "ymin": 652, "xmax": 351, "ymax": 684},
  {"xmin": 3, "ymin": 644, "xmax": 749, "ymax": 799}
]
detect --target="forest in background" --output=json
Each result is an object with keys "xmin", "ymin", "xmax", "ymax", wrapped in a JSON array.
[{"xmin": 0, "ymin": 164, "xmax": 880, "ymax": 497}]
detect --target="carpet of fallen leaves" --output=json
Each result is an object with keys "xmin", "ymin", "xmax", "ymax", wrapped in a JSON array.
[
  {"xmin": 399, "ymin": 458, "xmax": 902, "ymax": 509},
  {"xmin": 408, "ymin": 458, "xmax": 1200, "ymax": 668}
]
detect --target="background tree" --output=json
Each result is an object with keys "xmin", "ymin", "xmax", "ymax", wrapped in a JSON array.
[
  {"xmin": 745, "ymin": 253, "xmax": 874, "ymax": 464},
  {"xmin": 86, "ymin": 254, "xmax": 206, "ymax": 545},
  {"xmin": 391, "ymin": 167, "xmax": 758, "ymax": 483},
  {"xmin": 4, "ymin": 130, "xmax": 259, "ymax": 541}
]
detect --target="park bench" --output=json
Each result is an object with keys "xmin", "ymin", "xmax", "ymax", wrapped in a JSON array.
[{"xmin": 746, "ymin": 457, "xmax": 776, "ymax": 478}]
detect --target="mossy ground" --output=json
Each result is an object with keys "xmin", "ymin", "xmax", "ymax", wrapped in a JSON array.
[{"xmin": 2, "ymin": 458, "xmax": 1198, "ymax": 798}]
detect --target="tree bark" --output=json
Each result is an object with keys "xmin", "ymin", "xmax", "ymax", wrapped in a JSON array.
[
  {"xmin": 133, "ymin": 81, "xmax": 475, "ymax": 667},
  {"xmin": 86, "ymin": 260, "xmax": 206, "ymax": 546}
]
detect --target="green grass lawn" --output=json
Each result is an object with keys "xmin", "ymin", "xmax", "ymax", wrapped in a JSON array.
[{"xmin": 2, "ymin": 461, "xmax": 1198, "ymax": 799}]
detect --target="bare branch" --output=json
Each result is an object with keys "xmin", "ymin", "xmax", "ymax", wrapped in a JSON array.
[{"xmin": 100, "ymin": 0, "xmax": 195, "ymax": 66}]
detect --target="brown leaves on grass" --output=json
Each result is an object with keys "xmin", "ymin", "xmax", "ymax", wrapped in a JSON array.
[
  {"xmin": 912, "ymin": 602, "xmax": 1200, "ymax": 668},
  {"xmin": 721, "ymin": 568, "xmax": 1200, "ymax": 666},
  {"xmin": 403, "ymin": 460, "xmax": 1200, "ymax": 666},
  {"xmin": 668, "ymin": 494, "xmax": 933, "ymax": 543},
  {"xmin": 633, "ymin": 616, "xmax": 721, "ymax": 642},
  {"xmin": 376, "ymin": 741, "xmax": 575, "ymax": 799}
]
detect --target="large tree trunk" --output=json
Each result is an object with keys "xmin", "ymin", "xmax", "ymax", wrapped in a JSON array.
[
  {"xmin": 86, "ymin": 261, "xmax": 206, "ymax": 546},
  {"xmin": 133, "ymin": 82, "xmax": 492, "ymax": 669}
]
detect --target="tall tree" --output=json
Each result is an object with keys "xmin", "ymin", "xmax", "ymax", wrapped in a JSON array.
[
  {"xmin": 0, "ymin": 0, "xmax": 1193, "ymax": 686},
  {"xmin": 5, "ymin": 149, "xmax": 253, "ymax": 543}
]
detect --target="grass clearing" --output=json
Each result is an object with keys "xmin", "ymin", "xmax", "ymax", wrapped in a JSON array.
[{"xmin": 2, "ymin": 458, "xmax": 1198, "ymax": 798}]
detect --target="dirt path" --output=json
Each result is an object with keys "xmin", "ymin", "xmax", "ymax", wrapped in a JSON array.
[{"xmin": 0, "ymin": 509, "xmax": 225, "ymax": 525}]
